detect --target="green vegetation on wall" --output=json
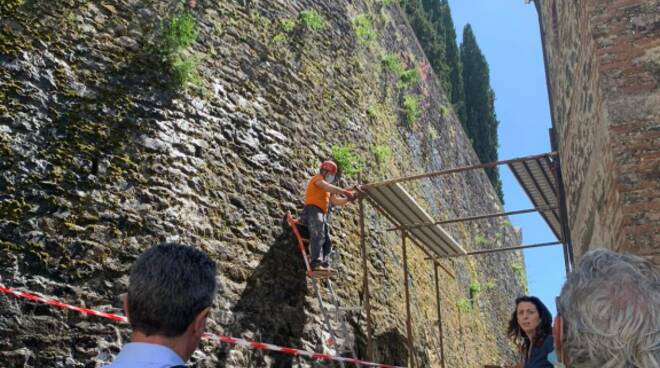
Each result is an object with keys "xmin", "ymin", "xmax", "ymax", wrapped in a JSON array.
[
  {"xmin": 353, "ymin": 14, "xmax": 376, "ymax": 45},
  {"xmin": 401, "ymin": 0, "xmax": 465, "ymax": 122},
  {"xmin": 160, "ymin": 10, "xmax": 201, "ymax": 90},
  {"xmin": 370, "ymin": 144, "xmax": 392, "ymax": 165},
  {"xmin": 457, "ymin": 297, "xmax": 472, "ymax": 313},
  {"xmin": 398, "ymin": 67, "xmax": 421, "ymax": 89},
  {"xmin": 511, "ymin": 261, "xmax": 528, "ymax": 291},
  {"xmin": 280, "ymin": 18, "xmax": 296, "ymax": 33},
  {"xmin": 382, "ymin": 53, "xmax": 420, "ymax": 89},
  {"xmin": 272, "ymin": 11, "xmax": 325, "ymax": 44},
  {"xmin": 403, "ymin": 95, "xmax": 421, "ymax": 126},
  {"xmin": 298, "ymin": 9, "xmax": 325, "ymax": 31},
  {"xmin": 469, "ymin": 280, "xmax": 482, "ymax": 305},
  {"xmin": 331, "ymin": 144, "xmax": 364, "ymax": 178},
  {"xmin": 382, "ymin": 53, "xmax": 404, "ymax": 74},
  {"xmin": 473, "ymin": 233, "xmax": 487, "ymax": 246},
  {"xmin": 272, "ymin": 18, "xmax": 297, "ymax": 43}
]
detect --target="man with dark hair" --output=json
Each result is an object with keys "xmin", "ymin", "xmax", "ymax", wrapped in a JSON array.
[{"xmin": 106, "ymin": 242, "xmax": 217, "ymax": 368}]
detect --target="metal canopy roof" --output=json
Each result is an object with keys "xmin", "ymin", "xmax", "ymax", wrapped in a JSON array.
[
  {"xmin": 363, "ymin": 183, "xmax": 466, "ymax": 257},
  {"xmin": 508, "ymin": 155, "xmax": 563, "ymax": 241}
]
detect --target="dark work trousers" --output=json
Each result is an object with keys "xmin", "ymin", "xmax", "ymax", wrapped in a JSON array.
[{"xmin": 301, "ymin": 205, "xmax": 332, "ymax": 265}]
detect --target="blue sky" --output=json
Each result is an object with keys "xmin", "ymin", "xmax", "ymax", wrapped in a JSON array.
[{"xmin": 447, "ymin": 0, "xmax": 565, "ymax": 317}]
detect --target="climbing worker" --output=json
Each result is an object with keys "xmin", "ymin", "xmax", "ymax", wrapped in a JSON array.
[{"xmin": 302, "ymin": 160, "xmax": 354, "ymax": 272}]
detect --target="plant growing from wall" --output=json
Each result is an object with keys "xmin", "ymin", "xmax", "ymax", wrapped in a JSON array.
[
  {"xmin": 171, "ymin": 54, "xmax": 201, "ymax": 88},
  {"xmin": 280, "ymin": 18, "xmax": 296, "ymax": 33},
  {"xmin": 160, "ymin": 10, "xmax": 201, "ymax": 90},
  {"xmin": 402, "ymin": 0, "xmax": 466, "ymax": 125},
  {"xmin": 370, "ymin": 144, "xmax": 392, "ymax": 165},
  {"xmin": 382, "ymin": 53, "xmax": 404, "ymax": 74},
  {"xmin": 381, "ymin": 53, "xmax": 420, "ymax": 89},
  {"xmin": 473, "ymin": 233, "xmax": 487, "ymax": 246},
  {"xmin": 162, "ymin": 11, "xmax": 197, "ymax": 51},
  {"xmin": 272, "ymin": 18, "xmax": 297, "ymax": 43},
  {"xmin": 439, "ymin": 105, "xmax": 449, "ymax": 117},
  {"xmin": 367, "ymin": 104, "xmax": 381, "ymax": 119},
  {"xmin": 403, "ymin": 95, "xmax": 420, "ymax": 126},
  {"xmin": 272, "ymin": 33, "xmax": 287, "ymax": 43},
  {"xmin": 469, "ymin": 280, "xmax": 481, "ymax": 296},
  {"xmin": 428, "ymin": 125, "xmax": 439, "ymax": 140},
  {"xmin": 511, "ymin": 261, "xmax": 528, "ymax": 290},
  {"xmin": 469, "ymin": 280, "xmax": 481, "ymax": 306},
  {"xmin": 331, "ymin": 144, "xmax": 364, "ymax": 178},
  {"xmin": 398, "ymin": 67, "xmax": 421, "ymax": 89},
  {"xmin": 353, "ymin": 14, "xmax": 376, "ymax": 45},
  {"xmin": 298, "ymin": 9, "xmax": 325, "ymax": 31},
  {"xmin": 457, "ymin": 297, "xmax": 472, "ymax": 313}
]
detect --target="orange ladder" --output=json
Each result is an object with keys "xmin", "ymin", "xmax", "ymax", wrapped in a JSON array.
[{"xmin": 286, "ymin": 211, "xmax": 360, "ymax": 366}]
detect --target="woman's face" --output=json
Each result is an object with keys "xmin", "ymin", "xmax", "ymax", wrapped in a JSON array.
[{"xmin": 517, "ymin": 301, "xmax": 541, "ymax": 337}]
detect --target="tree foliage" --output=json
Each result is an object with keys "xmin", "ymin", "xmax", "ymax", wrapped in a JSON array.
[
  {"xmin": 402, "ymin": 1, "xmax": 503, "ymax": 202},
  {"xmin": 460, "ymin": 24, "xmax": 503, "ymax": 201}
]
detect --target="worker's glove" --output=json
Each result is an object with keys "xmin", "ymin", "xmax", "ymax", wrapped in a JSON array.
[{"xmin": 342, "ymin": 189, "xmax": 354, "ymax": 201}]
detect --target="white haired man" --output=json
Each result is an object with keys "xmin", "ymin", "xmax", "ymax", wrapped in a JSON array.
[{"xmin": 553, "ymin": 248, "xmax": 659, "ymax": 368}]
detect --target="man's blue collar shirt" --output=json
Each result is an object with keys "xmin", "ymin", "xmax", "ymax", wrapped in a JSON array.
[{"xmin": 104, "ymin": 342, "xmax": 186, "ymax": 368}]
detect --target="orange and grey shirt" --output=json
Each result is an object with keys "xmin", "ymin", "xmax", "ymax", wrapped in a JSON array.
[{"xmin": 304, "ymin": 174, "xmax": 330, "ymax": 213}]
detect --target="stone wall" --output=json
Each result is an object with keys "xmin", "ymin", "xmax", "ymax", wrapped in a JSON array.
[
  {"xmin": 0, "ymin": 0, "xmax": 526, "ymax": 367},
  {"xmin": 535, "ymin": 0, "xmax": 660, "ymax": 264}
]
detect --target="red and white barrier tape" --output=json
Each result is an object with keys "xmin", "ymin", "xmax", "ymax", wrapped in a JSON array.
[
  {"xmin": 0, "ymin": 284, "xmax": 127, "ymax": 322},
  {"xmin": 0, "ymin": 284, "xmax": 405, "ymax": 368}
]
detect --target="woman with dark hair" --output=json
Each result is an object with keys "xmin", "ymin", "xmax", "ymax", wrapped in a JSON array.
[{"xmin": 507, "ymin": 296, "xmax": 555, "ymax": 368}]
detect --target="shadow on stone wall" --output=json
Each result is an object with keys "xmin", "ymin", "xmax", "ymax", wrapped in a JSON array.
[
  {"xmin": 216, "ymin": 230, "xmax": 309, "ymax": 367},
  {"xmin": 352, "ymin": 323, "xmax": 409, "ymax": 367},
  {"xmin": 375, "ymin": 329, "xmax": 409, "ymax": 366}
]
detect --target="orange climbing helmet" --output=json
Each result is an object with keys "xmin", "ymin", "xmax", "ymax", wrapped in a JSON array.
[{"xmin": 320, "ymin": 160, "xmax": 338, "ymax": 174}]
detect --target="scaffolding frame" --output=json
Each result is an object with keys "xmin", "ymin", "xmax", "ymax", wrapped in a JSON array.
[{"xmin": 356, "ymin": 152, "xmax": 574, "ymax": 368}]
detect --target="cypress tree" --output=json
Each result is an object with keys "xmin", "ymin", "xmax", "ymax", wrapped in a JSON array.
[
  {"xmin": 403, "ymin": 0, "xmax": 465, "ymax": 126},
  {"xmin": 420, "ymin": 0, "xmax": 450, "ymax": 94},
  {"xmin": 403, "ymin": 0, "xmax": 446, "ymax": 86},
  {"xmin": 401, "ymin": 4, "xmax": 502, "ymax": 202},
  {"xmin": 439, "ymin": 0, "xmax": 466, "ymax": 124},
  {"xmin": 460, "ymin": 24, "xmax": 503, "ymax": 202}
]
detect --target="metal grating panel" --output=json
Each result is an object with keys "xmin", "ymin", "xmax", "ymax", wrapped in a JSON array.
[
  {"xmin": 363, "ymin": 183, "xmax": 466, "ymax": 257},
  {"xmin": 508, "ymin": 157, "xmax": 563, "ymax": 241}
]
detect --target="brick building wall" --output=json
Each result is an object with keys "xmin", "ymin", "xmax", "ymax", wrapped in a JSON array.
[{"xmin": 535, "ymin": 0, "xmax": 659, "ymax": 264}]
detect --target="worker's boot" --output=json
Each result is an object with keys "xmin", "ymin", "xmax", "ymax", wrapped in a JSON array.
[
  {"xmin": 311, "ymin": 260, "xmax": 326, "ymax": 271},
  {"xmin": 321, "ymin": 261, "xmax": 335, "ymax": 272}
]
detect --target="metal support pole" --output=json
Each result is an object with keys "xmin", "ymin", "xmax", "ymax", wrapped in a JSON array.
[
  {"xmin": 364, "ymin": 152, "xmax": 557, "ymax": 188},
  {"xmin": 386, "ymin": 205, "xmax": 557, "ymax": 232},
  {"xmin": 402, "ymin": 231, "xmax": 416, "ymax": 368},
  {"xmin": 548, "ymin": 129, "xmax": 575, "ymax": 274},
  {"xmin": 434, "ymin": 264, "xmax": 446, "ymax": 368},
  {"xmin": 359, "ymin": 198, "xmax": 373, "ymax": 360},
  {"xmin": 457, "ymin": 241, "xmax": 561, "ymax": 257},
  {"xmin": 365, "ymin": 197, "xmax": 456, "ymax": 279},
  {"xmin": 554, "ymin": 157, "xmax": 574, "ymax": 272},
  {"xmin": 427, "ymin": 241, "xmax": 561, "ymax": 260}
]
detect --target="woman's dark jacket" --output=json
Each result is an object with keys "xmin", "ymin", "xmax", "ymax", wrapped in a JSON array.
[{"xmin": 522, "ymin": 335, "xmax": 554, "ymax": 368}]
